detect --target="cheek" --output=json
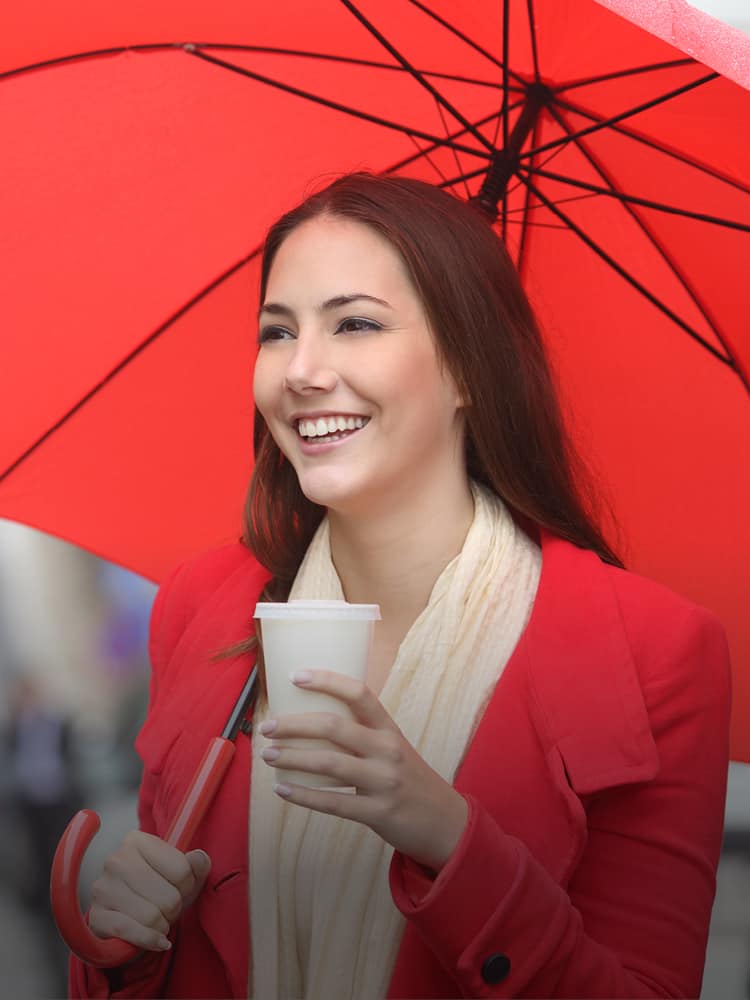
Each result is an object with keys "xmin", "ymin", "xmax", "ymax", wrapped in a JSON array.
[
  {"xmin": 377, "ymin": 349, "xmax": 426, "ymax": 396},
  {"xmin": 252, "ymin": 357, "xmax": 275, "ymax": 415},
  {"xmin": 398, "ymin": 362, "xmax": 450, "ymax": 421}
]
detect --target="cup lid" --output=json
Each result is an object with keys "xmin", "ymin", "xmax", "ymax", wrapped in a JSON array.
[{"xmin": 253, "ymin": 599, "xmax": 381, "ymax": 621}]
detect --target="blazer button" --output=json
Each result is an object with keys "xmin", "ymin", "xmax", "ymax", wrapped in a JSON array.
[{"xmin": 481, "ymin": 952, "xmax": 511, "ymax": 984}]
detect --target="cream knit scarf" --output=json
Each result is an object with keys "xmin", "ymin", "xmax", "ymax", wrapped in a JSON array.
[{"xmin": 248, "ymin": 480, "xmax": 542, "ymax": 999}]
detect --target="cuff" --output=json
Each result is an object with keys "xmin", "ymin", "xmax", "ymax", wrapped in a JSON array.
[{"xmin": 389, "ymin": 793, "xmax": 521, "ymax": 962}]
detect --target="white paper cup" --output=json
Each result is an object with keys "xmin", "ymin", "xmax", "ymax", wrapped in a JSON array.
[{"xmin": 253, "ymin": 599, "xmax": 381, "ymax": 789}]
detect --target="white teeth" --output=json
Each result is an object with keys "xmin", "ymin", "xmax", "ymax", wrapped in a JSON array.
[{"xmin": 298, "ymin": 416, "xmax": 369, "ymax": 438}]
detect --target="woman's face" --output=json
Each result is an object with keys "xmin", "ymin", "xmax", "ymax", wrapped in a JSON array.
[{"xmin": 253, "ymin": 214, "xmax": 467, "ymax": 517}]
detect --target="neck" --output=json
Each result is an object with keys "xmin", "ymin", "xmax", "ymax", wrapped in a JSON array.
[{"xmin": 327, "ymin": 474, "xmax": 476, "ymax": 630}]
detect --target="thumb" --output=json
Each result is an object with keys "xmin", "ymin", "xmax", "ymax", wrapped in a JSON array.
[{"xmin": 183, "ymin": 849, "xmax": 212, "ymax": 907}]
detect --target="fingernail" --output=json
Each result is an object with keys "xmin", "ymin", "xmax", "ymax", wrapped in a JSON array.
[
  {"xmin": 259, "ymin": 719, "xmax": 277, "ymax": 735},
  {"xmin": 261, "ymin": 746, "xmax": 279, "ymax": 761},
  {"xmin": 291, "ymin": 670, "xmax": 313, "ymax": 684},
  {"xmin": 274, "ymin": 783, "xmax": 292, "ymax": 797},
  {"xmin": 159, "ymin": 936, "xmax": 172, "ymax": 950}
]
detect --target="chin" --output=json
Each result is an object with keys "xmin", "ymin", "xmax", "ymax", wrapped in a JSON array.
[{"xmin": 296, "ymin": 471, "xmax": 369, "ymax": 512}]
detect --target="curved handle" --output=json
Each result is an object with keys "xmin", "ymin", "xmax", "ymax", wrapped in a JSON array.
[{"xmin": 51, "ymin": 736, "xmax": 236, "ymax": 968}]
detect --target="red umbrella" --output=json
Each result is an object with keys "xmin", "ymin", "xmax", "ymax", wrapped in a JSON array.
[{"xmin": 2, "ymin": 0, "xmax": 749, "ymax": 759}]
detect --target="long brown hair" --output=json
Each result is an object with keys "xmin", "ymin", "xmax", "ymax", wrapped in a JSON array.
[{"xmin": 214, "ymin": 172, "xmax": 624, "ymax": 702}]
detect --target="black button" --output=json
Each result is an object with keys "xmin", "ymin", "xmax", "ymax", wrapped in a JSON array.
[{"xmin": 481, "ymin": 953, "xmax": 511, "ymax": 984}]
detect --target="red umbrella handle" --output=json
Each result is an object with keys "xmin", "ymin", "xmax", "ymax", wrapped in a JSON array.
[{"xmin": 51, "ymin": 736, "xmax": 236, "ymax": 968}]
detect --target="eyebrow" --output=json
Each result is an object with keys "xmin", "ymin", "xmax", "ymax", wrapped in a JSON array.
[{"xmin": 258, "ymin": 293, "xmax": 393, "ymax": 320}]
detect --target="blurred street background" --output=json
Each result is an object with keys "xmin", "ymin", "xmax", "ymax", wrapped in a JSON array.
[{"xmin": 0, "ymin": 520, "xmax": 157, "ymax": 998}]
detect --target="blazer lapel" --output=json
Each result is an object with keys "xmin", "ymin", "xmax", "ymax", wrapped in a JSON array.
[
  {"xmin": 525, "ymin": 530, "xmax": 659, "ymax": 797},
  {"xmin": 448, "ymin": 528, "xmax": 659, "ymax": 890}
]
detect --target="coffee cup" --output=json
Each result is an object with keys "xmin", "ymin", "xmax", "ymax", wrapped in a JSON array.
[{"xmin": 253, "ymin": 599, "xmax": 381, "ymax": 789}]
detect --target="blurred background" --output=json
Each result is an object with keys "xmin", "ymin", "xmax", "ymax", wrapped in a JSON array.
[
  {"xmin": 0, "ymin": 522, "xmax": 157, "ymax": 998},
  {"xmin": 2, "ymin": 1, "xmax": 748, "ymax": 996}
]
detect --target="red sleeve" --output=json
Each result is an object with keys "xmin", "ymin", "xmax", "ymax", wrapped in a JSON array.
[
  {"xmin": 389, "ymin": 608, "xmax": 731, "ymax": 998},
  {"xmin": 68, "ymin": 560, "xmax": 188, "ymax": 998}
]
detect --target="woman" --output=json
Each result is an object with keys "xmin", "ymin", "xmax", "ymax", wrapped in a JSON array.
[{"xmin": 69, "ymin": 173, "xmax": 731, "ymax": 999}]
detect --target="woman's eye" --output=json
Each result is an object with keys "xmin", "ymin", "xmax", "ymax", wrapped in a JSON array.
[
  {"xmin": 257, "ymin": 326, "xmax": 288, "ymax": 343},
  {"xmin": 337, "ymin": 317, "xmax": 381, "ymax": 334},
  {"xmin": 257, "ymin": 318, "xmax": 380, "ymax": 344}
]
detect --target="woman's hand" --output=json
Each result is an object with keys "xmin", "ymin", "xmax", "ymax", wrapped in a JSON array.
[
  {"xmin": 259, "ymin": 669, "xmax": 469, "ymax": 873},
  {"xmin": 88, "ymin": 831, "xmax": 212, "ymax": 954}
]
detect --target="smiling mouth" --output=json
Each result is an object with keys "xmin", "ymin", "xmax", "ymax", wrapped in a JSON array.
[{"xmin": 298, "ymin": 418, "xmax": 371, "ymax": 446}]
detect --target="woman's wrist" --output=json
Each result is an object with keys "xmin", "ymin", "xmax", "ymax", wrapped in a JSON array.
[{"xmin": 414, "ymin": 791, "xmax": 469, "ymax": 874}]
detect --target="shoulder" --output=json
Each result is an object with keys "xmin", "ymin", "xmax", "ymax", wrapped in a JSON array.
[
  {"xmin": 602, "ymin": 561, "xmax": 732, "ymax": 753},
  {"xmin": 159, "ymin": 541, "xmax": 262, "ymax": 602},
  {"xmin": 527, "ymin": 532, "xmax": 731, "ymax": 792},
  {"xmin": 543, "ymin": 529, "xmax": 728, "ymax": 654},
  {"xmin": 597, "ymin": 554, "xmax": 730, "ymax": 684},
  {"xmin": 148, "ymin": 542, "xmax": 270, "ymax": 669}
]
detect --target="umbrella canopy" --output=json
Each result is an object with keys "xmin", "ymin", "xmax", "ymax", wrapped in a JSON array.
[{"xmin": 2, "ymin": 0, "xmax": 749, "ymax": 758}]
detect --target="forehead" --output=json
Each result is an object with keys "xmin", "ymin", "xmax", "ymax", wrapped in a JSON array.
[{"xmin": 266, "ymin": 216, "xmax": 414, "ymax": 296}]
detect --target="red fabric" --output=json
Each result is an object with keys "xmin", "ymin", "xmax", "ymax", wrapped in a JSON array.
[
  {"xmin": 1, "ymin": 0, "xmax": 749, "ymax": 760},
  {"xmin": 68, "ymin": 525, "xmax": 730, "ymax": 999}
]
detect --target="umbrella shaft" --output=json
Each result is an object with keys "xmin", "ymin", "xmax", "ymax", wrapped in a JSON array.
[{"xmin": 474, "ymin": 82, "xmax": 552, "ymax": 218}]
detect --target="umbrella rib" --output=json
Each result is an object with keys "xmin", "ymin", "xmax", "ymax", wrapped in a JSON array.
[
  {"xmin": 0, "ymin": 41, "xmax": 505, "ymax": 90},
  {"xmin": 433, "ymin": 164, "xmax": 591, "ymax": 228},
  {"xmin": 336, "ymin": 0, "xmax": 496, "ymax": 154},
  {"xmin": 0, "ymin": 43, "xmax": 162, "ymax": 80},
  {"xmin": 433, "ymin": 98, "xmax": 750, "ymax": 207},
  {"xmin": 517, "ymin": 71, "xmax": 719, "ymax": 162},
  {"xmin": 442, "ymin": 174, "xmax": 600, "ymax": 229},
  {"xmin": 552, "ymin": 94, "xmax": 750, "ymax": 198},
  {"xmin": 405, "ymin": 3, "xmax": 699, "ymax": 96},
  {"xmin": 407, "ymin": 0, "xmax": 531, "ymax": 90},
  {"xmin": 0, "ymin": 42, "xmax": 697, "ymax": 98},
  {"xmin": 437, "ymin": 156, "xmax": 747, "ymax": 237},
  {"xmin": 438, "ymin": 134, "xmax": 572, "ymax": 195},
  {"xmin": 526, "ymin": 0, "xmax": 542, "ymax": 81},
  {"xmin": 523, "ymin": 166, "xmax": 750, "ymax": 233},
  {"xmin": 515, "ymin": 174, "xmax": 739, "ymax": 376},
  {"xmin": 502, "ymin": 0, "xmax": 511, "ymax": 242},
  {"xmin": 517, "ymin": 113, "xmax": 543, "ymax": 278},
  {"xmin": 553, "ymin": 58, "xmax": 698, "ymax": 93},
  {"xmin": 404, "ymin": 132, "xmax": 454, "ymax": 189},
  {"xmin": 185, "ymin": 47, "xmax": 487, "ymax": 159},
  {"xmin": 0, "ymin": 250, "xmax": 262, "ymax": 485},
  {"xmin": 534, "ymin": 103, "xmax": 748, "ymax": 390},
  {"xmin": 432, "ymin": 100, "xmax": 472, "ymax": 199},
  {"xmin": 192, "ymin": 43, "xmax": 501, "ymax": 87},
  {"xmin": 502, "ymin": 0, "xmax": 543, "ymax": 241},
  {"xmin": 385, "ymin": 101, "xmax": 526, "ymax": 177}
]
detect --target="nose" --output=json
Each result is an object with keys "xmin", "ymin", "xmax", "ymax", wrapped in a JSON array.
[{"xmin": 282, "ymin": 333, "xmax": 340, "ymax": 395}]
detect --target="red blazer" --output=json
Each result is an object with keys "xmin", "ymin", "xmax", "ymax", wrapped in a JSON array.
[{"xmin": 70, "ymin": 526, "xmax": 731, "ymax": 999}]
